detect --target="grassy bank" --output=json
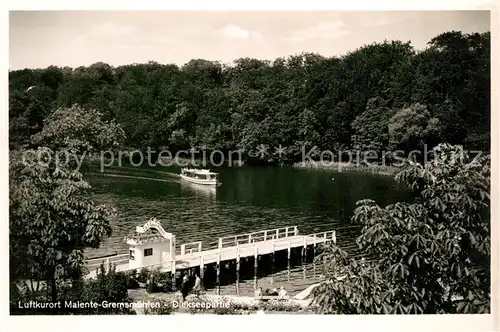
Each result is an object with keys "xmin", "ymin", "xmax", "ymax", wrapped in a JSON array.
[{"xmin": 293, "ymin": 161, "xmax": 400, "ymax": 176}]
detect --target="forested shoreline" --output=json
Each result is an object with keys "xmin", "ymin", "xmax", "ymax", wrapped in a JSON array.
[{"xmin": 9, "ymin": 30, "xmax": 490, "ymax": 165}]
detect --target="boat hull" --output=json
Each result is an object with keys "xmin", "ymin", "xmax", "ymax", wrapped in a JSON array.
[{"xmin": 180, "ymin": 174, "xmax": 218, "ymax": 186}]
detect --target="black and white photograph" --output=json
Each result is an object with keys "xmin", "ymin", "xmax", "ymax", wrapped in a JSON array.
[{"xmin": 5, "ymin": 3, "xmax": 497, "ymax": 327}]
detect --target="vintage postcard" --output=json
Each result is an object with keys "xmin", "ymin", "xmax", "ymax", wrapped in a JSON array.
[{"xmin": 4, "ymin": 2, "xmax": 498, "ymax": 332}]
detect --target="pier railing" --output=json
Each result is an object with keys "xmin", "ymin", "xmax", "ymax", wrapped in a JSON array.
[
  {"xmin": 310, "ymin": 230, "xmax": 336, "ymax": 244},
  {"xmin": 83, "ymin": 226, "xmax": 335, "ymax": 273},
  {"xmin": 85, "ymin": 252, "xmax": 129, "ymax": 271},
  {"xmin": 179, "ymin": 241, "xmax": 202, "ymax": 255},
  {"xmin": 217, "ymin": 225, "xmax": 298, "ymax": 249}
]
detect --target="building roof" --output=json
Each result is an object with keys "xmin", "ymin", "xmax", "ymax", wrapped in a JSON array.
[{"xmin": 124, "ymin": 218, "xmax": 174, "ymax": 245}]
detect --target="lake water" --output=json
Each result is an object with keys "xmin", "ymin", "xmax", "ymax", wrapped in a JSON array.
[{"xmin": 85, "ymin": 164, "xmax": 411, "ymax": 295}]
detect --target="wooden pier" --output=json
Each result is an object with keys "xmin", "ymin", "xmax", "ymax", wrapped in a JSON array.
[{"xmin": 85, "ymin": 220, "xmax": 336, "ymax": 292}]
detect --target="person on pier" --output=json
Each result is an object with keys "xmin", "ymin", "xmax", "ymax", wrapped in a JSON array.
[
  {"xmin": 193, "ymin": 273, "xmax": 201, "ymax": 296},
  {"xmin": 254, "ymin": 287, "xmax": 263, "ymax": 299},
  {"xmin": 278, "ymin": 286, "xmax": 288, "ymax": 299},
  {"xmin": 180, "ymin": 272, "xmax": 189, "ymax": 301},
  {"xmin": 265, "ymin": 287, "xmax": 279, "ymax": 296}
]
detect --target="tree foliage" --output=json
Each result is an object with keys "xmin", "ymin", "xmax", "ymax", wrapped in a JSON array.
[
  {"xmin": 9, "ymin": 106, "xmax": 125, "ymax": 307},
  {"xmin": 10, "ymin": 148, "xmax": 115, "ymax": 301},
  {"xmin": 388, "ymin": 103, "xmax": 441, "ymax": 151},
  {"xmin": 75, "ymin": 263, "xmax": 135, "ymax": 315},
  {"xmin": 313, "ymin": 144, "xmax": 490, "ymax": 314},
  {"xmin": 351, "ymin": 97, "xmax": 395, "ymax": 153},
  {"xmin": 31, "ymin": 104, "xmax": 126, "ymax": 155},
  {"xmin": 8, "ymin": 31, "xmax": 490, "ymax": 161}
]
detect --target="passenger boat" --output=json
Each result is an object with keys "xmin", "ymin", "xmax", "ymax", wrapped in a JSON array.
[{"xmin": 180, "ymin": 168, "xmax": 219, "ymax": 186}]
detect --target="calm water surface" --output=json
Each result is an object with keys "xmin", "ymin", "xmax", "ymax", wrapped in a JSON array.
[{"xmin": 85, "ymin": 165, "xmax": 411, "ymax": 295}]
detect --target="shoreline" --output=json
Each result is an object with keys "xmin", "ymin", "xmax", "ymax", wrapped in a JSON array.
[
  {"xmin": 86, "ymin": 158, "xmax": 398, "ymax": 176},
  {"xmin": 158, "ymin": 156, "xmax": 245, "ymax": 167},
  {"xmin": 292, "ymin": 161, "xmax": 400, "ymax": 176}
]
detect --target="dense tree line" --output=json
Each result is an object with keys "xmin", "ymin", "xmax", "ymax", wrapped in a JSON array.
[{"xmin": 9, "ymin": 30, "xmax": 490, "ymax": 164}]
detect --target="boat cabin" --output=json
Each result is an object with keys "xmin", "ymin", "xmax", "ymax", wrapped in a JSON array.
[{"xmin": 181, "ymin": 168, "xmax": 218, "ymax": 181}]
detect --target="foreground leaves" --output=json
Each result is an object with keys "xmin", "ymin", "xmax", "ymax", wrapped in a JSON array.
[{"xmin": 313, "ymin": 144, "xmax": 490, "ymax": 314}]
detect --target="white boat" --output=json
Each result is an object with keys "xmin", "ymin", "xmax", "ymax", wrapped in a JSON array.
[{"xmin": 180, "ymin": 168, "xmax": 220, "ymax": 186}]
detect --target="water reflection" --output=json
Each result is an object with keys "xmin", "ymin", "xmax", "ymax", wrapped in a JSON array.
[{"xmin": 180, "ymin": 181, "xmax": 217, "ymax": 198}]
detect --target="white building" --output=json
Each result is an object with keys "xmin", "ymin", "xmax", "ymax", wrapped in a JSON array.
[{"xmin": 124, "ymin": 218, "xmax": 176, "ymax": 270}]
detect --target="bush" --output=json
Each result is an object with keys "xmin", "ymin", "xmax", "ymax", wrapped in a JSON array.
[
  {"xmin": 145, "ymin": 269, "xmax": 173, "ymax": 293},
  {"xmin": 259, "ymin": 300, "xmax": 305, "ymax": 312},
  {"xmin": 144, "ymin": 300, "xmax": 174, "ymax": 315},
  {"xmin": 136, "ymin": 269, "xmax": 151, "ymax": 284},
  {"xmin": 184, "ymin": 296, "xmax": 240, "ymax": 314},
  {"xmin": 154, "ymin": 271, "xmax": 173, "ymax": 292},
  {"xmin": 212, "ymin": 301, "xmax": 250, "ymax": 315},
  {"xmin": 182, "ymin": 296, "xmax": 306, "ymax": 314},
  {"xmin": 125, "ymin": 269, "xmax": 140, "ymax": 289},
  {"xmin": 79, "ymin": 263, "xmax": 136, "ymax": 314},
  {"xmin": 127, "ymin": 277, "xmax": 139, "ymax": 289}
]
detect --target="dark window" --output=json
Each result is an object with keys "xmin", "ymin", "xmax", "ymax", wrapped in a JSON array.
[
  {"xmin": 144, "ymin": 248, "xmax": 153, "ymax": 256},
  {"xmin": 129, "ymin": 250, "xmax": 135, "ymax": 260}
]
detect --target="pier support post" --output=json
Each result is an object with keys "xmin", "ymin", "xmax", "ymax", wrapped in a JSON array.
[
  {"xmin": 171, "ymin": 261, "xmax": 176, "ymax": 290},
  {"xmin": 236, "ymin": 247, "xmax": 240, "ymax": 295},
  {"xmin": 313, "ymin": 234, "xmax": 317, "ymax": 277},
  {"xmin": 199, "ymin": 255, "xmax": 204, "ymax": 287},
  {"xmin": 302, "ymin": 237, "xmax": 307, "ymax": 279},
  {"xmin": 271, "ymin": 243, "xmax": 275, "ymax": 284},
  {"xmin": 287, "ymin": 240, "xmax": 291, "ymax": 281},
  {"xmin": 253, "ymin": 246, "xmax": 258, "ymax": 290},
  {"xmin": 216, "ymin": 253, "xmax": 221, "ymax": 295},
  {"xmin": 302, "ymin": 237, "xmax": 307, "ymax": 260}
]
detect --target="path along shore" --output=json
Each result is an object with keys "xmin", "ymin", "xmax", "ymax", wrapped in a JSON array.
[{"xmin": 129, "ymin": 283, "xmax": 321, "ymax": 314}]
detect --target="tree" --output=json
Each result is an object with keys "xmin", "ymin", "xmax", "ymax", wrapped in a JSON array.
[
  {"xmin": 76, "ymin": 263, "xmax": 135, "ymax": 315},
  {"xmin": 412, "ymin": 31, "xmax": 490, "ymax": 150},
  {"xmin": 351, "ymin": 97, "xmax": 395, "ymax": 154},
  {"xmin": 9, "ymin": 106, "xmax": 126, "ymax": 307},
  {"xmin": 31, "ymin": 104, "xmax": 126, "ymax": 156},
  {"xmin": 313, "ymin": 144, "xmax": 490, "ymax": 314},
  {"xmin": 10, "ymin": 148, "xmax": 115, "ymax": 303},
  {"xmin": 388, "ymin": 103, "xmax": 441, "ymax": 152}
]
